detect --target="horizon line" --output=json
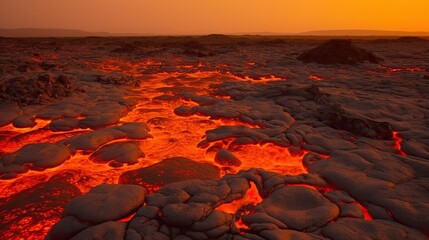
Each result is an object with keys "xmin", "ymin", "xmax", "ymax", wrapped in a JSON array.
[{"xmin": 1, "ymin": 27, "xmax": 429, "ymax": 37}]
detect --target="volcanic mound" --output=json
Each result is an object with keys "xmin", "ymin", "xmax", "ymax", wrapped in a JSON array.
[{"xmin": 297, "ymin": 39, "xmax": 383, "ymax": 65}]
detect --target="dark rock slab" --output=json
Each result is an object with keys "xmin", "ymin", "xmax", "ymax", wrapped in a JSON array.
[
  {"xmin": 309, "ymin": 149, "xmax": 429, "ymax": 231},
  {"xmin": 162, "ymin": 203, "xmax": 212, "ymax": 227},
  {"xmin": 0, "ymin": 143, "xmax": 71, "ymax": 178},
  {"xmin": 119, "ymin": 157, "xmax": 220, "ymax": 193},
  {"xmin": 0, "ymin": 102, "xmax": 22, "ymax": 127},
  {"xmin": 48, "ymin": 216, "xmax": 90, "ymax": 240},
  {"xmin": 319, "ymin": 106, "xmax": 393, "ymax": 140},
  {"xmin": 12, "ymin": 115, "xmax": 36, "ymax": 128},
  {"xmin": 37, "ymin": 103, "xmax": 86, "ymax": 119},
  {"xmin": 259, "ymin": 228, "xmax": 328, "ymax": 240},
  {"xmin": 49, "ymin": 118, "xmax": 80, "ymax": 132},
  {"xmin": 243, "ymin": 186, "xmax": 339, "ymax": 231},
  {"xmin": 63, "ymin": 184, "xmax": 146, "ymax": 224},
  {"xmin": 0, "ymin": 74, "xmax": 74, "ymax": 105},
  {"xmin": 70, "ymin": 221, "xmax": 127, "ymax": 240},
  {"xmin": 78, "ymin": 113, "xmax": 122, "ymax": 129},
  {"xmin": 298, "ymin": 39, "xmax": 383, "ymax": 65},
  {"xmin": 214, "ymin": 149, "xmax": 242, "ymax": 167},
  {"xmin": 52, "ymin": 168, "xmax": 427, "ymax": 239},
  {"xmin": 63, "ymin": 122, "xmax": 151, "ymax": 151},
  {"xmin": 322, "ymin": 218, "xmax": 427, "ymax": 240},
  {"xmin": 90, "ymin": 141, "xmax": 144, "ymax": 166}
]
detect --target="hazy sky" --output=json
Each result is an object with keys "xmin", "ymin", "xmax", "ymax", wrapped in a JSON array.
[{"xmin": 1, "ymin": 0, "xmax": 428, "ymax": 34}]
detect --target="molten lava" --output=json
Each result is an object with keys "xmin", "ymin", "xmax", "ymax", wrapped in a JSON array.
[
  {"xmin": 216, "ymin": 181, "xmax": 262, "ymax": 229},
  {"xmin": 0, "ymin": 58, "xmax": 309, "ymax": 239}
]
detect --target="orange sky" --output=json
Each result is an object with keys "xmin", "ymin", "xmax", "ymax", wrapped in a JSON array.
[{"xmin": 0, "ymin": 0, "xmax": 428, "ymax": 34}]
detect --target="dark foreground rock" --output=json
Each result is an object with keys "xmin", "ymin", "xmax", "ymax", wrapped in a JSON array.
[
  {"xmin": 50, "ymin": 168, "xmax": 427, "ymax": 240},
  {"xmin": 322, "ymin": 218, "xmax": 427, "ymax": 240},
  {"xmin": 1, "ymin": 179, "xmax": 81, "ymax": 240},
  {"xmin": 297, "ymin": 39, "xmax": 383, "ymax": 65},
  {"xmin": 62, "ymin": 184, "xmax": 146, "ymax": 224}
]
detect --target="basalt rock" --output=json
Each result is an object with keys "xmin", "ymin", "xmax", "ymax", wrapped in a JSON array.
[
  {"xmin": 0, "ymin": 74, "xmax": 74, "ymax": 105},
  {"xmin": 118, "ymin": 157, "xmax": 220, "ymax": 193},
  {"xmin": 319, "ymin": 106, "xmax": 393, "ymax": 140},
  {"xmin": 50, "ymin": 168, "xmax": 427, "ymax": 239}
]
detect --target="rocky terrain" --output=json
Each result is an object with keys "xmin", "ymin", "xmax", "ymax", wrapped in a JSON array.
[{"xmin": 0, "ymin": 35, "xmax": 428, "ymax": 239}]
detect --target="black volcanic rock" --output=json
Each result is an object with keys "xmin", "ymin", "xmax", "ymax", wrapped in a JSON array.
[
  {"xmin": 214, "ymin": 149, "xmax": 242, "ymax": 167},
  {"xmin": 298, "ymin": 39, "xmax": 383, "ymax": 65},
  {"xmin": 319, "ymin": 106, "xmax": 393, "ymax": 140},
  {"xmin": 63, "ymin": 184, "xmax": 146, "ymax": 224},
  {"xmin": 118, "ymin": 157, "xmax": 220, "ymax": 193},
  {"xmin": 0, "ymin": 74, "xmax": 74, "ymax": 105},
  {"xmin": 0, "ymin": 143, "xmax": 72, "ymax": 178},
  {"xmin": 322, "ymin": 218, "xmax": 427, "ymax": 240},
  {"xmin": 89, "ymin": 141, "xmax": 144, "ymax": 167},
  {"xmin": 50, "ymin": 168, "xmax": 428, "ymax": 239},
  {"xmin": 183, "ymin": 40, "xmax": 214, "ymax": 57}
]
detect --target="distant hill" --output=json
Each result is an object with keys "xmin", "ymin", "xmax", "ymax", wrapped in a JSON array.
[
  {"xmin": 0, "ymin": 28, "xmax": 116, "ymax": 37},
  {"xmin": 300, "ymin": 30, "xmax": 429, "ymax": 36},
  {"xmin": 2, "ymin": 28, "xmax": 429, "ymax": 37}
]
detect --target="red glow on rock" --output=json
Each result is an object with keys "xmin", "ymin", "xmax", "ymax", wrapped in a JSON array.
[
  {"xmin": 309, "ymin": 74, "xmax": 324, "ymax": 81},
  {"xmin": 381, "ymin": 66, "xmax": 425, "ymax": 74},
  {"xmin": 393, "ymin": 131, "xmax": 406, "ymax": 156},
  {"xmin": 358, "ymin": 203, "xmax": 373, "ymax": 220},
  {"xmin": 118, "ymin": 212, "xmax": 137, "ymax": 223}
]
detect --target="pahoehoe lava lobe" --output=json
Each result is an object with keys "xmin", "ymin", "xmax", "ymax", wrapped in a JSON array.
[
  {"xmin": 214, "ymin": 149, "xmax": 242, "ymax": 167},
  {"xmin": 298, "ymin": 39, "xmax": 383, "ymax": 65},
  {"xmin": 118, "ymin": 157, "xmax": 220, "ymax": 193},
  {"xmin": 49, "ymin": 168, "xmax": 427, "ymax": 239},
  {"xmin": 0, "ymin": 143, "xmax": 71, "ymax": 179},
  {"xmin": 89, "ymin": 141, "xmax": 145, "ymax": 167},
  {"xmin": 243, "ymin": 186, "xmax": 340, "ymax": 231},
  {"xmin": 62, "ymin": 184, "xmax": 146, "ymax": 224}
]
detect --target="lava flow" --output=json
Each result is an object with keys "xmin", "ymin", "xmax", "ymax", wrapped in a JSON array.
[
  {"xmin": 0, "ymin": 58, "xmax": 307, "ymax": 239},
  {"xmin": 2, "ymin": 36, "xmax": 428, "ymax": 240}
]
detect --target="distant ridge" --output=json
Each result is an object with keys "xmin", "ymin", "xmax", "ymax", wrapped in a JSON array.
[
  {"xmin": 300, "ymin": 29, "xmax": 429, "ymax": 36},
  {"xmin": 0, "ymin": 28, "xmax": 118, "ymax": 37},
  {"xmin": 1, "ymin": 28, "xmax": 429, "ymax": 37}
]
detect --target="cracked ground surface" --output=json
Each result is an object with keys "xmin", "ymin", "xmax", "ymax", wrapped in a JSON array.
[{"xmin": 0, "ymin": 36, "xmax": 428, "ymax": 239}]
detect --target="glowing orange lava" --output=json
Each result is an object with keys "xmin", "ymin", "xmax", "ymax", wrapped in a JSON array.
[
  {"xmin": 216, "ymin": 181, "xmax": 262, "ymax": 229},
  {"xmin": 226, "ymin": 71, "xmax": 286, "ymax": 82},
  {"xmin": 0, "ymin": 58, "xmax": 306, "ymax": 239}
]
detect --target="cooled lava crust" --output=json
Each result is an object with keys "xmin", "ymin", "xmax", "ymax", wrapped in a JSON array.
[{"xmin": 0, "ymin": 36, "xmax": 428, "ymax": 240}]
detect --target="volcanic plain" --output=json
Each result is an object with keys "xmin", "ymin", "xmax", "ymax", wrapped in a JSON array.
[{"xmin": 0, "ymin": 35, "xmax": 428, "ymax": 240}]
